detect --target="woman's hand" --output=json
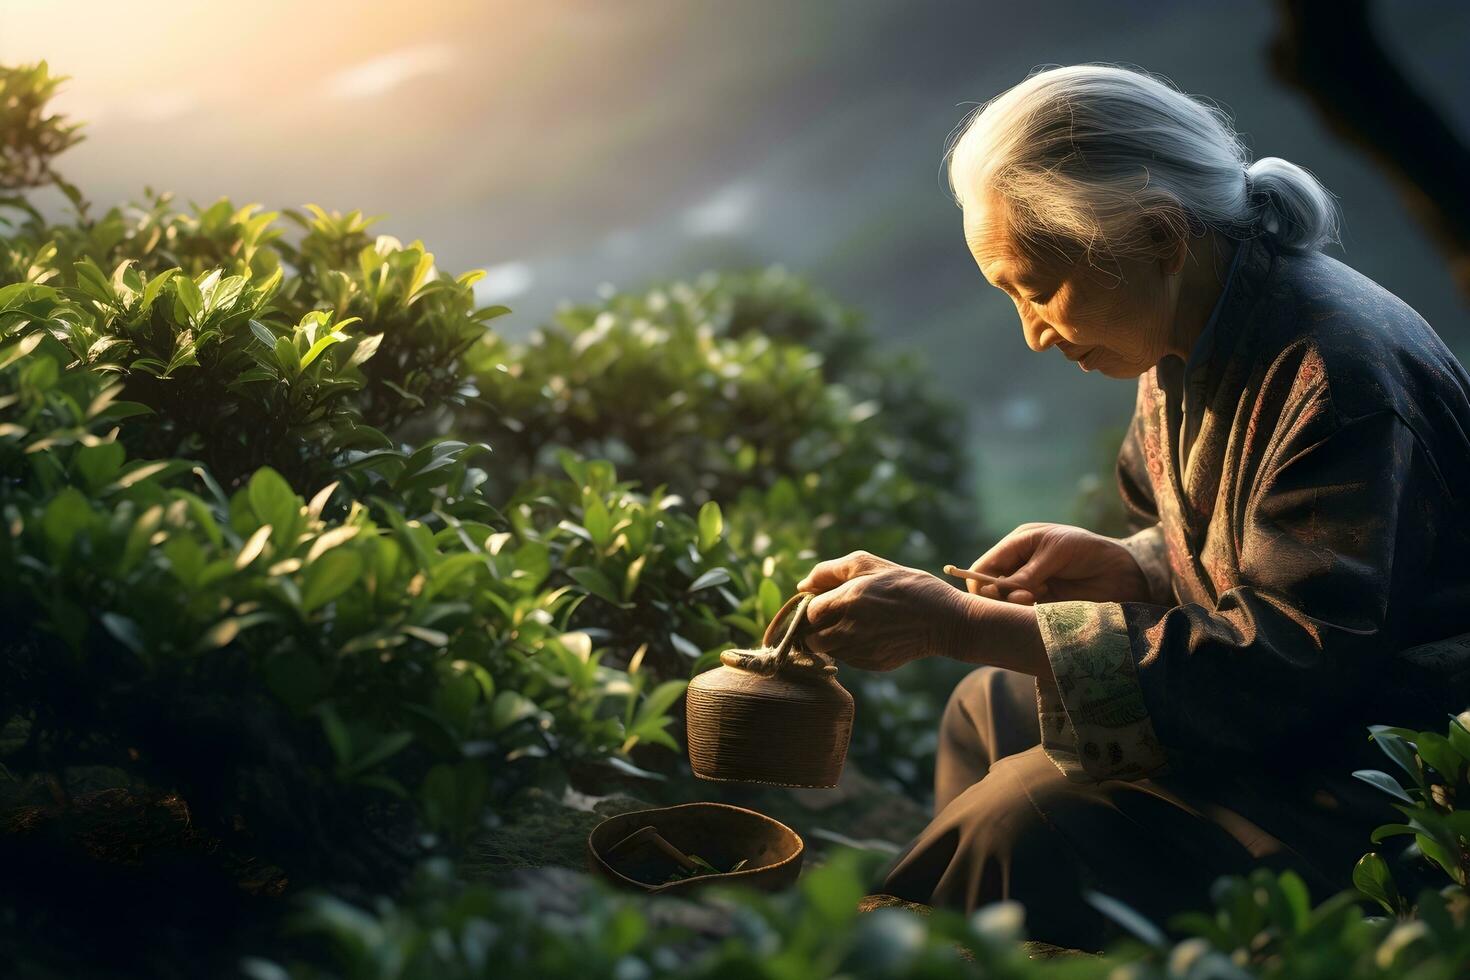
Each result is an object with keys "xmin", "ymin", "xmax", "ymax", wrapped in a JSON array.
[
  {"xmin": 968, "ymin": 522, "xmax": 1152, "ymax": 604},
  {"xmin": 794, "ymin": 551, "xmax": 971, "ymax": 671}
]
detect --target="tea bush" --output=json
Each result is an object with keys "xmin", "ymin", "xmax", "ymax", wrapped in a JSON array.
[
  {"xmin": 0, "ymin": 59, "xmax": 969, "ymax": 897},
  {"xmin": 1348, "ymin": 711, "xmax": 1470, "ymax": 913},
  {"xmin": 0, "ymin": 63, "xmax": 807, "ymax": 892},
  {"xmin": 463, "ymin": 268, "xmax": 977, "ymax": 573}
]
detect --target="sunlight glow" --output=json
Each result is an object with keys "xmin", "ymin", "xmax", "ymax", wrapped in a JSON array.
[{"xmin": 324, "ymin": 42, "xmax": 456, "ymax": 100}]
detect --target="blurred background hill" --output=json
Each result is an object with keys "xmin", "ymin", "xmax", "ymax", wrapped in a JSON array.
[{"xmin": 3, "ymin": 0, "xmax": 1465, "ymax": 539}]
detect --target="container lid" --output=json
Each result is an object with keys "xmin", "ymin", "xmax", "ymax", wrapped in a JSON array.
[{"xmin": 718, "ymin": 591, "xmax": 837, "ymax": 680}]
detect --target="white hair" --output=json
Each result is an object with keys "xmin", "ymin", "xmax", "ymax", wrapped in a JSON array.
[{"xmin": 946, "ymin": 64, "xmax": 1341, "ymax": 263}]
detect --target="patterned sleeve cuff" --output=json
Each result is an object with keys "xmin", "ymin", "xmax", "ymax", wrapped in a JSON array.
[
  {"xmin": 1116, "ymin": 523, "xmax": 1173, "ymax": 606},
  {"xmin": 1033, "ymin": 600, "xmax": 1168, "ymax": 782}
]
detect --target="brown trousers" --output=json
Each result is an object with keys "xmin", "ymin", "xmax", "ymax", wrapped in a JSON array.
[{"xmin": 879, "ymin": 667, "xmax": 1398, "ymax": 951}]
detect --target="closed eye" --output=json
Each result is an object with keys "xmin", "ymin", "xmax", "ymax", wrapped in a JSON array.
[{"xmin": 1024, "ymin": 289, "xmax": 1054, "ymax": 305}]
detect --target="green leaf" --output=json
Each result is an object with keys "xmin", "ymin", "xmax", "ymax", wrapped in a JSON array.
[
  {"xmin": 0, "ymin": 332, "xmax": 43, "ymax": 371},
  {"xmin": 73, "ymin": 258, "xmax": 113, "ymax": 305},
  {"xmin": 622, "ymin": 553, "xmax": 647, "ymax": 601},
  {"xmin": 1370, "ymin": 731, "xmax": 1422, "ymax": 787},
  {"xmin": 1449, "ymin": 714, "xmax": 1470, "ymax": 760},
  {"xmin": 1276, "ymin": 870, "xmax": 1311, "ymax": 931},
  {"xmin": 175, "ymin": 273, "xmax": 203, "ymax": 321},
  {"xmin": 401, "ymin": 625, "xmax": 449, "ymax": 647},
  {"xmin": 100, "ymin": 613, "xmax": 145, "ymax": 654},
  {"xmin": 432, "ymin": 669, "xmax": 481, "ymax": 734},
  {"xmin": 247, "ymin": 466, "xmax": 298, "ymax": 530},
  {"xmin": 248, "ymin": 319, "xmax": 277, "ymax": 348},
  {"xmin": 141, "ymin": 268, "xmax": 179, "ymax": 309},
  {"xmin": 1351, "ymin": 852, "xmax": 1400, "ymax": 916},
  {"xmin": 300, "ymin": 329, "xmax": 350, "ymax": 370},
  {"xmin": 73, "ymin": 441, "xmax": 125, "ymax": 492},
  {"xmin": 489, "ymin": 691, "xmax": 539, "ymax": 732},
  {"xmin": 380, "ymin": 379, "xmax": 424, "ymax": 407},
  {"xmin": 317, "ymin": 704, "xmax": 352, "ymax": 766},
  {"xmin": 1083, "ymin": 891, "xmax": 1167, "ymax": 949},
  {"xmin": 1369, "ymin": 823, "xmax": 1416, "ymax": 843},
  {"xmin": 301, "ymin": 550, "xmax": 362, "ymax": 613},
  {"xmin": 624, "ymin": 677, "xmax": 688, "ymax": 753},
  {"xmin": 1415, "ymin": 833, "xmax": 1466, "ymax": 884},
  {"xmin": 639, "ymin": 679, "xmax": 688, "ymax": 721},
  {"xmin": 274, "ymin": 335, "xmax": 300, "ymax": 378},
  {"xmin": 345, "ymin": 731, "xmax": 414, "ymax": 777},
  {"xmin": 556, "ymin": 449, "xmax": 587, "ymax": 485},
  {"xmin": 568, "ymin": 566, "xmax": 625, "ymax": 607},
  {"xmin": 196, "ymin": 616, "xmax": 242, "ymax": 650},
  {"xmin": 582, "ymin": 494, "xmax": 612, "ymax": 550},
  {"xmin": 697, "ymin": 500, "xmax": 723, "ymax": 552},
  {"xmin": 1415, "ymin": 731, "xmax": 1462, "ymax": 782},
  {"xmin": 420, "ymin": 761, "xmax": 488, "ymax": 841},
  {"xmin": 235, "ymin": 524, "xmax": 273, "ymax": 569},
  {"xmin": 1351, "ymin": 769, "xmax": 1414, "ymax": 803},
  {"xmin": 687, "ymin": 567, "xmax": 731, "ymax": 594},
  {"xmin": 669, "ymin": 632, "xmax": 703, "ymax": 660},
  {"xmin": 41, "ymin": 486, "xmax": 92, "ymax": 559},
  {"xmin": 344, "ymin": 332, "xmax": 382, "ymax": 369},
  {"xmin": 758, "ymin": 577, "xmax": 784, "ymax": 629},
  {"xmin": 510, "ymin": 540, "xmax": 550, "ymax": 593},
  {"xmin": 109, "ymin": 459, "xmax": 183, "ymax": 490}
]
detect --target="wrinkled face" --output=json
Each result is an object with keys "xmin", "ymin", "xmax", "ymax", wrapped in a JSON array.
[{"xmin": 964, "ymin": 192, "xmax": 1181, "ymax": 378}]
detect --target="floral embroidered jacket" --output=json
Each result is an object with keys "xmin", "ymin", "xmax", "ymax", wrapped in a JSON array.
[{"xmin": 1034, "ymin": 233, "xmax": 1470, "ymax": 782}]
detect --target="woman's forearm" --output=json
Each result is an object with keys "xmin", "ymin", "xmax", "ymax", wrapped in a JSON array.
[{"xmin": 946, "ymin": 591, "xmax": 1051, "ymax": 678}]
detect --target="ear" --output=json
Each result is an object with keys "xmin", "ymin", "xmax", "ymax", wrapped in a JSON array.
[{"xmin": 1146, "ymin": 217, "xmax": 1190, "ymax": 277}]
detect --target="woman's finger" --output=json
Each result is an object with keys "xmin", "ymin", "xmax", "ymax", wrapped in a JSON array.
[
  {"xmin": 802, "ymin": 614, "xmax": 856, "ymax": 654},
  {"xmin": 805, "ymin": 575, "xmax": 865, "ymax": 627},
  {"xmin": 973, "ymin": 580, "xmax": 1003, "ymax": 598},
  {"xmin": 970, "ymin": 525, "xmax": 1047, "ymax": 580},
  {"xmin": 797, "ymin": 550, "xmax": 884, "ymax": 594},
  {"xmin": 802, "ymin": 623, "xmax": 840, "ymax": 655},
  {"xmin": 1004, "ymin": 542, "xmax": 1069, "ymax": 592}
]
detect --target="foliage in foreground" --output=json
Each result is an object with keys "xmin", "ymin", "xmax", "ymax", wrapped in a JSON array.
[
  {"xmin": 255, "ymin": 852, "xmax": 1470, "ymax": 980},
  {"xmin": 260, "ymin": 714, "xmax": 1470, "ymax": 979}
]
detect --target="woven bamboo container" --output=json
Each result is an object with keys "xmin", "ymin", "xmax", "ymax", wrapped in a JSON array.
[
  {"xmin": 685, "ymin": 591, "xmax": 854, "ymax": 788},
  {"xmin": 587, "ymin": 802, "xmax": 803, "ymax": 894}
]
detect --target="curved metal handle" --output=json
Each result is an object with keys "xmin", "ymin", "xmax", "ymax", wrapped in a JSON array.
[{"xmin": 762, "ymin": 591, "xmax": 815, "ymax": 672}]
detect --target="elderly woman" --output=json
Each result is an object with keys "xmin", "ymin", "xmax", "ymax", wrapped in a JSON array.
[{"xmin": 796, "ymin": 64, "xmax": 1470, "ymax": 949}]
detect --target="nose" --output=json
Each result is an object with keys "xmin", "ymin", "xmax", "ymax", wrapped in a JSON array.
[{"xmin": 1023, "ymin": 321, "xmax": 1060, "ymax": 353}]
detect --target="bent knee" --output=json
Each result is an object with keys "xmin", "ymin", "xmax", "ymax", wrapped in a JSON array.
[
  {"xmin": 947, "ymin": 747, "xmax": 1070, "ymax": 850},
  {"xmin": 945, "ymin": 665, "xmax": 1006, "ymax": 718},
  {"xmin": 943, "ymin": 666, "xmax": 1033, "ymax": 731}
]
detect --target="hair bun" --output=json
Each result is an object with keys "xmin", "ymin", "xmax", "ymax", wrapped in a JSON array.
[{"xmin": 1245, "ymin": 157, "xmax": 1338, "ymax": 250}]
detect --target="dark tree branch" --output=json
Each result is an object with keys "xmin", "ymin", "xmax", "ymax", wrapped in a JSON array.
[{"xmin": 1271, "ymin": 0, "xmax": 1470, "ymax": 301}]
